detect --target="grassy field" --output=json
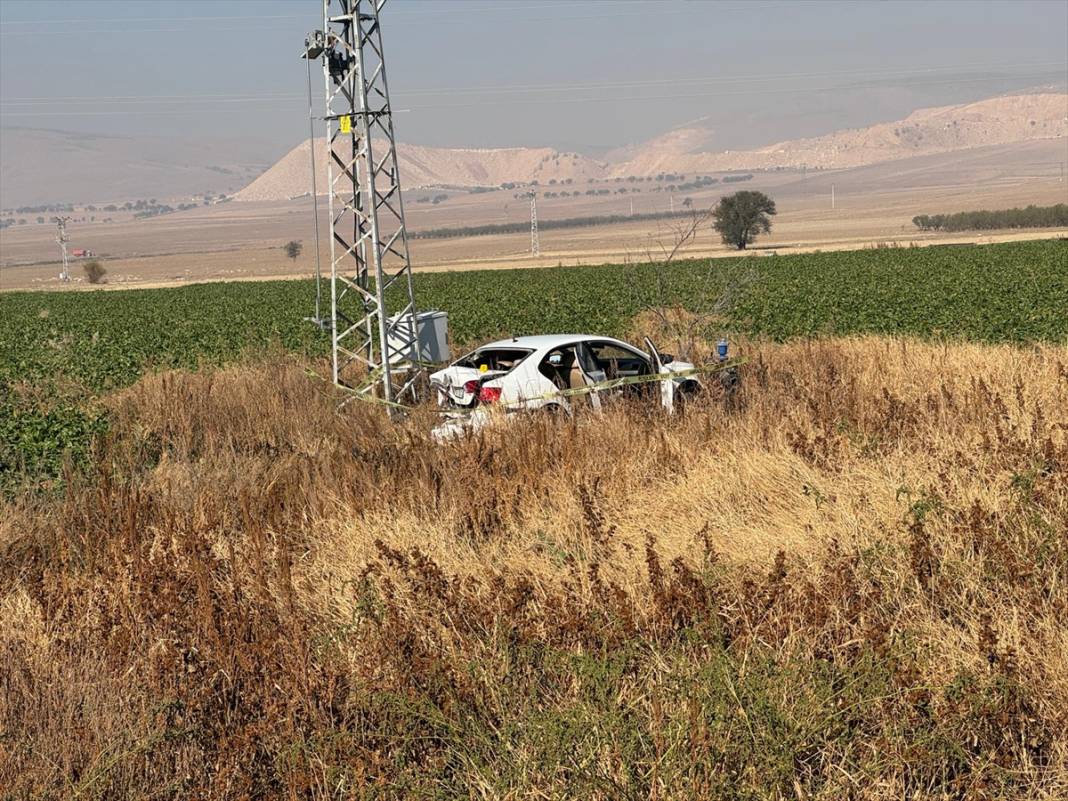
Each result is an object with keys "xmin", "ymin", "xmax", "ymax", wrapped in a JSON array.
[
  {"xmin": 2, "ymin": 238, "xmax": 1065, "ymax": 494},
  {"xmin": 2, "ymin": 338, "xmax": 1066, "ymax": 798},
  {"xmin": 1, "ymin": 239, "xmax": 1067, "ymax": 797}
]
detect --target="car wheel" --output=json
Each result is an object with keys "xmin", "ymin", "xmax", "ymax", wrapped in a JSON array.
[
  {"xmin": 674, "ymin": 381, "xmax": 701, "ymax": 413},
  {"xmin": 538, "ymin": 403, "xmax": 565, "ymax": 417}
]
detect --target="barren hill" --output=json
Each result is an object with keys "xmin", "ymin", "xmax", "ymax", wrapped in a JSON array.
[
  {"xmin": 0, "ymin": 128, "xmax": 284, "ymax": 208},
  {"xmin": 236, "ymin": 92, "xmax": 1067, "ymax": 201},
  {"xmin": 235, "ymin": 139, "xmax": 607, "ymax": 201},
  {"xmin": 612, "ymin": 93, "xmax": 1068, "ymax": 174}
]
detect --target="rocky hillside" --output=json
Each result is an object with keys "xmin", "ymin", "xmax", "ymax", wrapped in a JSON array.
[
  {"xmin": 0, "ymin": 128, "xmax": 283, "ymax": 208},
  {"xmin": 235, "ymin": 139, "xmax": 606, "ymax": 201},
  {"xmin": 612, "ymin": 93, "xmax": 1068, "ymax": 175},
  {"xmin": 235, "ymin": 93, "xmax": 1067, "ymax": 201}
]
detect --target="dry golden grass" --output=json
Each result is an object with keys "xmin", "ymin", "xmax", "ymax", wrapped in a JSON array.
[{"xmin": 1, "ymin": 336, "xmax": 1067, "ymax": 799}]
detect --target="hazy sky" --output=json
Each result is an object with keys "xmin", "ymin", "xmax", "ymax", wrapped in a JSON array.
[{"xmin": 1, "ymin": 0, "xmax": 1066, "ymax": 154}]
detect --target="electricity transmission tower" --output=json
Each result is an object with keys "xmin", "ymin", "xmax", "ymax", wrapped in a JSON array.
[
  {"xmin": 53, "ymin": 217, "xmax": 71, "ymax": 282},
  {"xmin": 305, "ymin": 0, "xmax": 420, "ymax": 407},
  {"xmin": 529, "ymin": 191, "xmax": 539, "ymax": 257},
  {"xmin": 302, "ymin": 49, "xmax": 327, "ymax": 330}
]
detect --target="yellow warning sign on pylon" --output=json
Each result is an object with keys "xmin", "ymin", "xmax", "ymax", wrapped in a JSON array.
[{"xmin": 339, "ymin": 115, "xmax": 352, "ymax": 134}]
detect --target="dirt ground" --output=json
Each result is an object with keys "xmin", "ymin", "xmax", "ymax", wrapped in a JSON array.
[{"xmin": 2, "ymin": 139, "xmax": 1065, "ymax": 292}]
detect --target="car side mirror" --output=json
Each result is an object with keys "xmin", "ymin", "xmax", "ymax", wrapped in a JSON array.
[{"xmin": 661, "ymin": 353, "xmax": 675, "ymax": 365}]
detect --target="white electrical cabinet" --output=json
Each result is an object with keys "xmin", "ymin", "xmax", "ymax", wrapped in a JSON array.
[{"xmin": 387, "ymin": 311, "xmax": 450, "ymax": 365}]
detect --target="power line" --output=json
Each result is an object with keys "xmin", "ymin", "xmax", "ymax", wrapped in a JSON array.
[
  {"xmin": 5, "ymin": 70, "xmax": 1061, "ymax": 118},
  {"xmin": 1, "ymin": 94, "xmax": 306, "ymax": 107},
  {"xmin": 0, "ymin": 3, "xmax": 792, "ymax": 35},
  {"xmin": 4, "ymin": 61, "xmax": 1062, "ymax": 108},
  {"xmin": 0, "ymin": 1, "xmax": 635, "ymax": 25},
  {"xmin": 392, "ymin": 61, "xmax": 1068, "ymax": 98},
  {"xmin": 400, "ymin": 72, "xmax": 1068, "ymax": 110}
]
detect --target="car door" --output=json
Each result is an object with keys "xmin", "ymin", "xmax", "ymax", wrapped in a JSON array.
[
  {"xmin": 643, "ymin": 337, "xmax": 675, "ymax": 412},
  {"xmin": 581, "ymin": 340, "xmax": 655, "ymax": 406},
  {"xmin": 573, "ymin": 342, "xmax": 606, "ymax": 411}
]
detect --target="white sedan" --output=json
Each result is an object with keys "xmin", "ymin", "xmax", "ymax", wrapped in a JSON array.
[{"xmin": 429, "ymin": 334, "xmax": 711, "ymax": 439}]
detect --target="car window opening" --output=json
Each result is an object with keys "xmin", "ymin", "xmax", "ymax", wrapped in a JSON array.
[
  {"xmin": 538, "ymin": 347, "xmax": 588, "ymax": 391},
  {"xmin": 586, "ymin": 342, "xmax": 651, "ymax": 380},
  {"xmin": 454, "ymin": 347, "xmax": 532, "ymax": 373}
]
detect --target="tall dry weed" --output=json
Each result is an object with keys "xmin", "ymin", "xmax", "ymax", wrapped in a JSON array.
[{"xmin": 1, "ymin": 338, "xmax": 1066, "ymax": 799}]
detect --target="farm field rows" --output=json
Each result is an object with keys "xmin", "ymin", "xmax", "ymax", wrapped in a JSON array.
[
  {"xmin": 1, "ymin": 238, "xmax": 1065, "ymax": 494},
  {"xmin": 3, "ymin": 137, "xmax": 1066, "ymax": 291},
  {"xmin": 2, "ymin": 239, "xmax": 1065, "ymax": 396}
]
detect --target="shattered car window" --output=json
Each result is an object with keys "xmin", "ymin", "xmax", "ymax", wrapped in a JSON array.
[
  {"xmin": 453, "ymin": 348, "xmax": 533, "ymax": 373},
  {"xmin": 586, "ymin": 342, "xmax": 651, "ymax": 378},
  {"xmin": 538, "ymin": 347, "xmax": 579, "ymax": 389}
]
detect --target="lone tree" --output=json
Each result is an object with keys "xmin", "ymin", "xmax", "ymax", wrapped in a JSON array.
[
  {"xmin": 284, "ymin": 240, "xmax": 303, "ymax": 261},
  {"xmin": 712, "ymin": 190, "xmax": 776, "ymax": 249}
]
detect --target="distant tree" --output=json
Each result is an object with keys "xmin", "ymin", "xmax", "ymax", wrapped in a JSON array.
[
  {"xmin": 83, "ymin": 260, "xmax": 106, "ymax": 284},
  {"xmin": 911, "ymin": 204, "xmax": 1067, "ymax": 233},
  {"xmin": 682, "ymin": 197, "xmax": 693, "ymax": 209},
  {"xmin": 284, "ymin": 240, "xmax": 303, "ymax": 261},
  {"xmin": 712, "ymin": 190, "xmax": 777, "ymax": 250}
]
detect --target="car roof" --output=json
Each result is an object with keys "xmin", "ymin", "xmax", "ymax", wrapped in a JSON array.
[{"xmin": 476, "ymin": 334, "xmax": 629, "ymax": 351}]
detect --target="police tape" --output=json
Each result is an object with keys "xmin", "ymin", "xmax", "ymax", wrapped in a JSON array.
[
  {"xmin": 494, "ymin": 357, "xmax": 747, "ymax": 409},
  {"xmin": 312, "ymin": 357, "xmax": 747, "ymax": 414}
]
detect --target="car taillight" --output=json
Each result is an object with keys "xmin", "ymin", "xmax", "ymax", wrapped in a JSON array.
[
  {"xmin": 463, "ymin": 379, "xmax": 480, "ymax": 394},
  {"xmin": 478, "ymin": 386, "xmax": 502, "ymax": 404}
]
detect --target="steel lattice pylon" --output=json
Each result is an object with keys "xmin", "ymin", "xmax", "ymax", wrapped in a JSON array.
[
  {"xmin": 313, "ymin": 0, "xmax": 419, "ymax": 407},
  {"xmin": 54, "ymin": 216, "xmax": 71, "ymax": 282},
  {"xmin": 529, "ymin": 192, "xmax": 539, "ymax": 257}
]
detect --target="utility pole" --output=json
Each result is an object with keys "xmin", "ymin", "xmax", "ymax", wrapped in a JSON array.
[
  {"xmin": 301, "ymin": 48, "xmax": 326, "ymax": 329},
  {"xmin": 305, "ymin": 0, "xmax": 421, "ymax": 409},
  {"xmin": 831, "ymin": 184, "xmax": 836, "ymax": 210},
  {"xmin": 529, "ymin": 191, "xmax": 539, "ymax": 257},
  {"xmin": 53, "ymin": 217, "xmax": 71, "ymax": 282}
]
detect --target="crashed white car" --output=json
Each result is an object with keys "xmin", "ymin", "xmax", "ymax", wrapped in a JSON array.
[{"xmin": 429, "ymin": 334, "xmax": 710, "ymax": 440}]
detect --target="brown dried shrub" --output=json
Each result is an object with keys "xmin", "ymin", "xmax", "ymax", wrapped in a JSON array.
[{"xmin": 2, "ymin": 337, "xmax": 1066, "ymax": 799}]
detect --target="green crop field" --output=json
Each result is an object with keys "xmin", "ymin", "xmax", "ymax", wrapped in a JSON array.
[
  {"xmin": 2, "ymin": 238, "xmax": 1066, "ymax": 490},
  {"xmin": 2, "ymin": 239, "xmax": 1065, "ymax": 393}
]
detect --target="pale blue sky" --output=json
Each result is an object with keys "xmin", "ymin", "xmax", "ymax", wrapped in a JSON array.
[{"xmin": 1, "ymin": 0, "xmax": 1065, "ymax": 153}]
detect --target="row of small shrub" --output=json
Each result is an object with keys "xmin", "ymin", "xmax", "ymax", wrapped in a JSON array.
[
  {"xmin": 913, "ymin": 204, "xmax": 1068, "ymax": 232},
  {"xmin": 410, "ymin": 208, "xmax": 698, "ymax": 240}
]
